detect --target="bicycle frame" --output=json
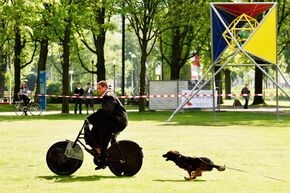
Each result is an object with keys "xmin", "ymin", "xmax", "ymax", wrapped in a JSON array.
[
  {"xmin": 72, "ymin": 121, "xmax": 92, "ymax": 152},
  {"xmin": 71, "ymin": 121, "xmax": 126, "ymax": 162}
]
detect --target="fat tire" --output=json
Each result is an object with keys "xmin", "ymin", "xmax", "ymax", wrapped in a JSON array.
[
  {"xmin": 46, "ymin": 141, "xmax": 83, "ymax": 175},
  {"xmin": 107, "ymin": 140, "xmax": 143, "ymax": 177}
]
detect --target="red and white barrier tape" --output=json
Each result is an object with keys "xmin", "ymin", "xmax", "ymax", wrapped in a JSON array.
[{"xmin": 16, "ymin": 93, "xmax": 286, "ymax": 99}]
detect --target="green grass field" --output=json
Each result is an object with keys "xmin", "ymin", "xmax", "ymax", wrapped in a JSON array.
[{"xmin": 0, "ymin": 111, "xmax": 289, "ymax": 193}]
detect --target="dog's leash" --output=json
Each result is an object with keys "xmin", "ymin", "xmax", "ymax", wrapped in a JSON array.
[
  {"xmin": 225, "ymin": 166, "xmax": 287, "ymax": 182},
  {"xmin": 194, "ymin": 157, "xmax": 287, "ymax": 182}
]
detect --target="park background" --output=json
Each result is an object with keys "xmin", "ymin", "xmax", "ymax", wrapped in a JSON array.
[
  {"xmin": 0, "ymin": 0, "xmax": 289, "ymax": 192},
  {"xmin": 0, "ymin": 0, "xmax": 289, "ymax": 111}
]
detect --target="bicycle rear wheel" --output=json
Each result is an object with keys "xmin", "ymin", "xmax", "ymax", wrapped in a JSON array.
[
  {"xmin": 14, "ymin": 102, "xmax": 24, "ymax": 116},
  {"xmin": 29, "ymin": 103, "xmax": 42, "ymax": 116},
  {"xmin": 107, "ymin": 140, "xmax": 143, "ymax": 177},
  {"xmin": 46, "ymin": 141, "xmax": 83, "ymax": 175}
]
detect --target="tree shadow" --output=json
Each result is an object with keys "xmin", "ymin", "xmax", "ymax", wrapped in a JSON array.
[
  {"xmin": 36, "ymin": 175, "xmax": 133, "ymax": 183},
  {"xmin": 153, "ymin": 179, "xmax": 206, "ymax": 183}
]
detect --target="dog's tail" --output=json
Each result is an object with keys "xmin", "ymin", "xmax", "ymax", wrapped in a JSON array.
[{"xmin": 213, "ymin": 164, "xmax": 226, "ymax": 171}]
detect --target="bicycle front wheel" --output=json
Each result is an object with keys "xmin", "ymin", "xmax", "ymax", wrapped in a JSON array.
[
  {"xmin": 15, "ymin": 102, "xmax": 24, "ymax": 116},
  {"xmin": 29, "ymin": 103, "xmax": 42, "ymax": 116},
  {"xmin": 46, "ymin": 141, "xmax": 83, "ymax": 175}
]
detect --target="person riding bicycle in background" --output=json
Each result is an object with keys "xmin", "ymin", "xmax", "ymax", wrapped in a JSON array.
[
  {"xmin": 86, "ymin": 80, "xmax": 128, "ymax": 170},
  {"xmin": 19, "ymin": 81, "xmax": 31, "ymax": 116}
]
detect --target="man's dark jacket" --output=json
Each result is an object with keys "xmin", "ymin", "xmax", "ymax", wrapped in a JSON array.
[
  {"xmin": 241, "ymin": 87, "xmax": 250, "ymax": 94},
  {"xmin": 74, "ymin": 88, "xmax": 84, "ymax": 96},
  {"xmin": 87, "ymin": 90, "xmax": 128, "ymax": 130}
]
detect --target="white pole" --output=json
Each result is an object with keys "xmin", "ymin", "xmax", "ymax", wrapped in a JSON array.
[
  {"xmin": 8, "ymin": 55, "xmax": 11, "ymax": 104},
  {"xmin": 9, "ymin": 69, "xmax": 11, "ymax": 104}
]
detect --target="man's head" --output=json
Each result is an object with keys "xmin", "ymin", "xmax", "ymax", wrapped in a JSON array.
[
  {"xmin": 87, "ymin": 83, "xmax": 91, "ymax": 87},
  {"xmin": 97, "ymin": 80, "xmax": 108, "ymax": 95},
  {"xmin": 77, "ymin": 82, "xmax": 81, "ymax": 88},
  {"xmin": 245, "ymin": 84, "xmax": 248, "ymax": 87}
]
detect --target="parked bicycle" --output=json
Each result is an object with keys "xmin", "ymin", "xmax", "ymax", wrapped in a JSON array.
[
  {"xmin": 14, "ymin": 100, "xmax": 42, "ymax": 116},
  {"xmin": 46, "ymin": 121, "xmax": 143, "ymax": 176}
]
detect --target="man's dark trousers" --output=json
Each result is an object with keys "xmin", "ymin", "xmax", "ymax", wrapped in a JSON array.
[
  {"xmin": 90, "ymin": 119, "xmax": 124, "ymax": 155},
  {"xmin": 243, "ymin": 96, "xmax": 249, "ymax": 109},
  {"xmin": 74, "ymin": 98, "xmax": 82, "ymax": 114}
]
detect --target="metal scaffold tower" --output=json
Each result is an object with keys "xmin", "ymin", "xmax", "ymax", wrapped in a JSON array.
[{"xmin": 168, "ymin": 2, "xmax": 290, "ymax": 121}]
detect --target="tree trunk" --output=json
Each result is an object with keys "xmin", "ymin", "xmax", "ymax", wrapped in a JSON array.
[
  {"xmin": 0, "ymin": 22, "xmax": 6, "ymax": 99},
  {"xmin": 171, "ymin": 64, "xmax": 181, "ymax": 80},
  {"xmin": 14, "ymin": 27, "xmax": 22, "ymax": 101},
  {"xmin": 95, "ymin": 7, "xmax": 106, "ymax": 82},
  {"xmin": 35, "ymin": 39, "xmax": 48, "ymax": 103},
  {"xmin": 214, "ymin": 66, "xmax": 223, "ymax": 104},
  {"xmin": 252, "ymin": 59, "xmax": 265, "ymax": 105},
  {"xmin": 170, "ymin": 29, "xmax": 182, "ymax": 80},
  {"xmin": 224, "ymin": 69, "xmax": 231, "ymax": 99},
  {"xmin": 0, "ymin": 49, "xmax": 6, "ymax": 99},
  {"xmin": 61, "ymin": 21, "xmax": 71, "ymax": 113},
  {"xmin": 139, "ymin": 43, "xmax": 147, "ymax": 112}
]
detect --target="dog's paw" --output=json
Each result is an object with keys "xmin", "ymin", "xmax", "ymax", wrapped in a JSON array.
[{"xmin": 184, "ymin": 176, "xmax": 191, "ymax": 180}]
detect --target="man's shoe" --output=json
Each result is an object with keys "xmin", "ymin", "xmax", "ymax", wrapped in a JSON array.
[{"xmin": 95, "ymin": 165, "xmax": 106, "ymax": 170}]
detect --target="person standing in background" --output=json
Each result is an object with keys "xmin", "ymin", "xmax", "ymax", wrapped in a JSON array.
[
  {"xmin": 74, "ymin": 82, "xmax": 84, "ymax": 114},
  {"xmin": 84, "ymin": 83, "xmax": 95, "ymax": 114},
  {"xmin": 241, "ymin": 84, "xmax": 250, "ymax": 109}
]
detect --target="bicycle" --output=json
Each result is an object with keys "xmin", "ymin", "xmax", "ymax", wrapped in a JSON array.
[
  {"xmin": 46, "ymin": 121, "xmax": 143, "ymax": 176},
  {"xmin": 14, "ymin": 100, "xmax": 42, "ymax": 116}
]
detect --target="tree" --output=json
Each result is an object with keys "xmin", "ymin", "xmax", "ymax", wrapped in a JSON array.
[
  {"xmin": 0, "ymin": 20, "xmax": 7, "ymax": 99},
  {"xmin": 34, "ymin": 2, "xmax": 51, "ymax": 103},
  {"xmin": 124, "ymin": 0, "xmax": 163, "ymax": 112},
  {"xmin": 5, "ymin": 1, "xmax": 38, "ymax": 101},
  {"xmin": 75, "ymin": 0, "xmax": 114, "ymax": 82},
  {"xmin": 159, "ymin": 0, "xmax": 209, "ymax": 80},
  {"xmin": 46, "ymin": 0, "xmax": 85, "ymax": 113}
]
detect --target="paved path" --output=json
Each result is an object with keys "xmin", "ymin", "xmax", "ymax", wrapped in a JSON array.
[{"xmin": 0, "ymin": 109, "xmax": 139, "ymax": 116}]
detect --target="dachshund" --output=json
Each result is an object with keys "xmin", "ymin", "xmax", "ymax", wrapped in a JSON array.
[{"xmin": 163, "ymin": 150, "xmax": 225, "ymax": 180}]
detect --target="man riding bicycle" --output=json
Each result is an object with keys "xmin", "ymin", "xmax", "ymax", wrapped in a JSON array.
[{"xmin": 85, "ymin": 80, "xmax": 128, "ymax": 169}]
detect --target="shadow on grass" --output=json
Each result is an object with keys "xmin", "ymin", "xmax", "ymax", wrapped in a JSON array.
[
  {"xmin": 36, "ymin": 175, "xmax": 132, "ymax": 183},
  {"xmin": 153, "ymin": 179, "xmax": 206, "ymax": 183}
]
